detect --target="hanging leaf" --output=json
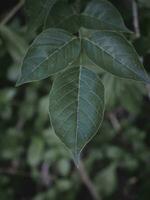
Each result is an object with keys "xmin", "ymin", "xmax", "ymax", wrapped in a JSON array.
[
  {"xmin": 82, "ymin": 30, "xmax": 150, "ymax": 83},
  {"xmin": 49, "ymin": 66, "xmax": 104, "ymax": 163},
  {"xmin": 16, "ymin": 28, "xmax": 80, "ymax": 86},
  {"xmin": 15, "ymin": 0, "xmax": 150, "ymax": 165}
]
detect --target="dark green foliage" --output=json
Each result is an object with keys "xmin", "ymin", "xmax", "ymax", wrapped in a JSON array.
[
  {"xmin": 16, "ymin": 0, "xmax": 149, "ymax": 162},
  {"xmin": 0, "ymin": 0, "xmax": 150, "ymax": 199}
]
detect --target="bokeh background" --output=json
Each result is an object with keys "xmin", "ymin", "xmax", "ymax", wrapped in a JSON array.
[{"xmin": 0, "ymin": 0, "xmax": 150, "ymax": 199}]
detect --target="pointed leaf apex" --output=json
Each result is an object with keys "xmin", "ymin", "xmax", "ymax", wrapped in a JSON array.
[{"xmin": 15, "ymin": 75, "xmax": 26, "ymax": 87}]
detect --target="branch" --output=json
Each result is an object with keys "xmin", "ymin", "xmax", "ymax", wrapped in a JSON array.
[
  {"xmin": 132, "ymin": 0, "xmax": 150, "ymax": 99},
  {"xmin": 1, "ymin": 0, "xmax": 25, "ymax": 25},
  {"xmin": 77, "ymin": 161, "xmax": 101, "ymax": 200},
  {"xmin": 132, "ymin": 0, "xmax": 140, "ymax": 38}
]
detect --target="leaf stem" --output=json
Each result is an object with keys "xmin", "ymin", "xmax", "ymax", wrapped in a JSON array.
[{"xmin": 77, "ymin": 161, "xmax": 101, "ymax": 200}]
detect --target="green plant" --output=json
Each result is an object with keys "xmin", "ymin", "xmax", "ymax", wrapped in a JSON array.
[{"xmin": 16, "ymin": 0, "xmax": 150, "ymax": 164}]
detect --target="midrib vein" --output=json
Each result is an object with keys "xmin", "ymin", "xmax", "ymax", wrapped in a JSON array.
[{"xmin": 75, "ymin": 66, "xmax": 82, "ymax": 158}]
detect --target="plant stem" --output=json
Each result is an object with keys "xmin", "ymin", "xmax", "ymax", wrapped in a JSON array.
[
  {"xmin": 1, "ymin": 0, "xmax": 25, "ymax": 25},
  {"xmin": 77, "ymin": 161, "xmax": 101, "ymax": 200},
  {"xmin": 132, "ymin": 0, "xmax": 150, "ymax": 98},
  {"xmin": 132, "ymin": 0, "xmax": 140, "ymax": 38}
]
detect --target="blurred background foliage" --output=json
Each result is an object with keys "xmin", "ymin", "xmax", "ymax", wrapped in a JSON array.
[{"xmin": 0, "ymin": 0, "xmax": 150, "ymax": 200}]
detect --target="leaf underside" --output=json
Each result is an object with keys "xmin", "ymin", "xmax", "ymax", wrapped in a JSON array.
[{"xmin": 49, "ymin": 66, "xmax": 104, "ymax": 162}]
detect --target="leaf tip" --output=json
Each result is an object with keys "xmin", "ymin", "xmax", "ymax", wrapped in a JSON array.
[
  {"xmin": 15, "ymin": 82, "xmax": 21, "ymax": 87},
  {"xmin": 124, "ymin": 28, "xmax": 133, "ymax": 34},
  {"xmin": 16, "ymin": 79, "xmax": 29, "ymax": 87},
  {"xmin": 15, "ymin": 77, "xmax": 23, "ymax": 87},
  {"xmin": 15, "ymin": 75, "xmax": 29, "ymax": 87}
]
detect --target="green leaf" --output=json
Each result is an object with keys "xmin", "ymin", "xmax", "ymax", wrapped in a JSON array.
[
  {"xmin": 49, "ymin": 66, "xmax": 104, "ymax": 163},
  {"xmin": 81, "ymin": 0, "xmax": 130, "ymax": 32},
  {"xmin": 16, "ymin": 28, "xmax": 80, "ymax": 86},
  {"xmin": 45, "ymin": 0, "xmax": 130, "ymax": 33},
  {"xmin": 82, "ymin": 30, "xmax": 150, "ymax": 83},
  {"xmin": 26, "ymin": 0, "xmax": 58, "ymax": 31}
]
